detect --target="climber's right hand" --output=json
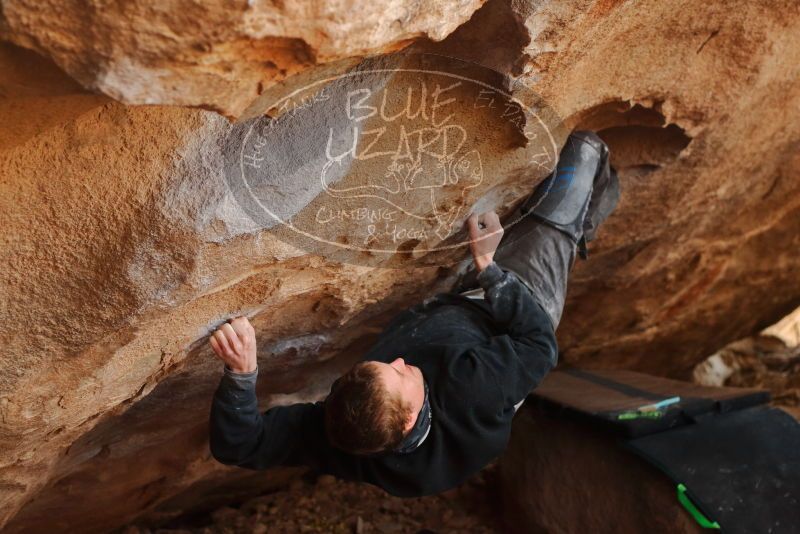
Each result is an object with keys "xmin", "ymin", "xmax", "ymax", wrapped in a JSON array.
[
  {"xmin": 209, "ymin": 316, "xmax": 257, "ymax": 373},
  {"xmin": 467, "ymin": 210, "xmax": 504, "ymax": 272}
]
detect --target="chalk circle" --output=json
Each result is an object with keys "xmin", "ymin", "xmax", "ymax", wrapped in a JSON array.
[{"xmin": 224, "ymin": 52, "xmax": 565, "ymax": 268}]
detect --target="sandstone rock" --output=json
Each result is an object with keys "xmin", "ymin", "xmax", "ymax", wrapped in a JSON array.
[
  {"xmin": 0, "ymin": 0, "xmax": 487, "ymax": 118},
  {"xmin": 694, "ymin": 305, "xmax": 800, "ymax": 408},
  {"xmin": 1, "ymin": 0, "xmax": 799, "ymax": 532},
  {"xmin": 761, "ymin": 305, "xmax": 800, "ymax": 348},
  {"xmin": 499, "ymin": 404, "xmax": 704, "ymax": 533}
]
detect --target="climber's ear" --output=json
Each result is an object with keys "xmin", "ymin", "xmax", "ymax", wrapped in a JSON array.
[{"xmin": 404, "ymin": 410, "xmax": 416, "ymax": 433}]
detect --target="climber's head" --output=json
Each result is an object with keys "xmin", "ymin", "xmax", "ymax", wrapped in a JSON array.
[{"xmin": 324, "ymin": 357, "xmax": 425, "ymax": 455}]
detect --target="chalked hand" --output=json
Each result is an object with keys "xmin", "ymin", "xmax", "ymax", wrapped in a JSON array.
[
  {"xmin": 209, "ymin": 316, "xmax": 257, "ymax": 373},
  {"xmin": 467, "ymin": 211, "xmax": 504, "ymax": 272}
]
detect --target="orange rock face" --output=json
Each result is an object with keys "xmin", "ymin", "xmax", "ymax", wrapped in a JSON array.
[
  {"xmin": 1, "ymin": 0, "xmax": 799, "ymax": 531},
  {"xmin": 0, "ymin": 0, "xmax": 487, "ymax": 118}
]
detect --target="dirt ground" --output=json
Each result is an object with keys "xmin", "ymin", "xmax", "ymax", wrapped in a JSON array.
[{"xmin": 125, "ymin": 467, "xmax": 502, "ymax": 534}]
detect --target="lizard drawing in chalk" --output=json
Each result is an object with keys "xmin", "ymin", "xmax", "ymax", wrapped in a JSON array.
[{"xmin": 320, "ymin": 123, "xmax": 484, "ymax": 240}]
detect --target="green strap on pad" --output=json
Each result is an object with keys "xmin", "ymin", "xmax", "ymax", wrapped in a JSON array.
[{"xmin": 677, "ymin": 483, "xmax": 720, "ymax": 529}]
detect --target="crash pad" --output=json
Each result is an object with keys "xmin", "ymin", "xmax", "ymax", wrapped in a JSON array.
[
  {"xmin": 627, "ymin": 406, "xmax": 800, "ymax": 534},
  {"xmin": 531, "ymin": 368, "xmax": 770, "ymax": 437},
  {"xmin": 527, "ymin": 369, "xmax": 798, "ymax": 532}
]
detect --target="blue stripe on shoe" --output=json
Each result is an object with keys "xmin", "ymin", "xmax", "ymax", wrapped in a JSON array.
[{"xmin": 551, "ymin": 168, "xmax": 575, "ymax": 191}]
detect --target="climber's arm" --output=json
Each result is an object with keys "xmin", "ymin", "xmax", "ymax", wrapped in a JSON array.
[
  {"xmin": 465, "ymin": 211, "xmax": 558, "ymax": 409},
  {"xmin": 467, "ymin": 261, "xmax": 558, "ymax": 409},
  {"xmin": 207, "ymin": 316, "xmax": 325, "ymax": 470},
  {"xmin": 209, "ymin": 368, "xmax": 324, "ymax": 469}
]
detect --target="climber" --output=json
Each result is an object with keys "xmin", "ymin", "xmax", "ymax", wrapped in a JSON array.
[{"xmin": 208, "ymin": 131, "xmax": 620, "ymax": 497}]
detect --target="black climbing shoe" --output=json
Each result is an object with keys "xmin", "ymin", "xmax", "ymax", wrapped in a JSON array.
[
  {"xmin": 579, "ymin": 133, "xmax": 620, "ymax": 256},
  {"xmin": 452, "ymin": 131, "xmax": 619, "ymax": 295},
  {"xmin": 520, "ymin": 130, "xmax": 620, "ymax": 258}
]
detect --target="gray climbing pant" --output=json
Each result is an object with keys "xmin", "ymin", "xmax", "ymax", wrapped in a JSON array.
[
  {"xmin": 458, "ymin": 222, "xmax": 575, "ymax": 330},
  {"xmin": 457, "ymin": 131, "xmax": 619, "ymax": 331}
]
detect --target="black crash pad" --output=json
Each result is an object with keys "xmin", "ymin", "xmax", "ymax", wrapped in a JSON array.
[
  {"xmin": 627, "ymin": 406, "xmax": 800, "ymax": 534},
  {"xmin": 531, "ymin": 368, "xmax": 770, "ymax": 437},
  {"xmin": 528, "ymin": 369, "xmax": 799, "ymax": 533}
]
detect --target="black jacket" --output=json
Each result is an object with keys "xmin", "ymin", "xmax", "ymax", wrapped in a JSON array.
[{"xmin": 209, "ymin": 262, "xmax": 558, "ymax": 497}]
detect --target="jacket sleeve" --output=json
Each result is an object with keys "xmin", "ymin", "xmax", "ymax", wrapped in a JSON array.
[
  {"xmin": 468, "ymin": 262, "xmax": 559, "ymax": 409},
  {"xmin": 209, "ymin": 366, "xmax": 325, "ymax": 470}
]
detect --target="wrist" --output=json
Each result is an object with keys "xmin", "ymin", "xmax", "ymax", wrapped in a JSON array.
[
  {"xmin": 220, "ymin": 364, "xmax": 258, "ymax": 393},
  {"xmin": 474, "ymin": 256, "xmax": 494, "ymax": 272},
  {"xmin": 224, "ymin": 363, "xmax": 257, "ymax": 374},
  {"xmin": 476, "ymin": 261, "xmax": 505, "ymax": 290}
]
